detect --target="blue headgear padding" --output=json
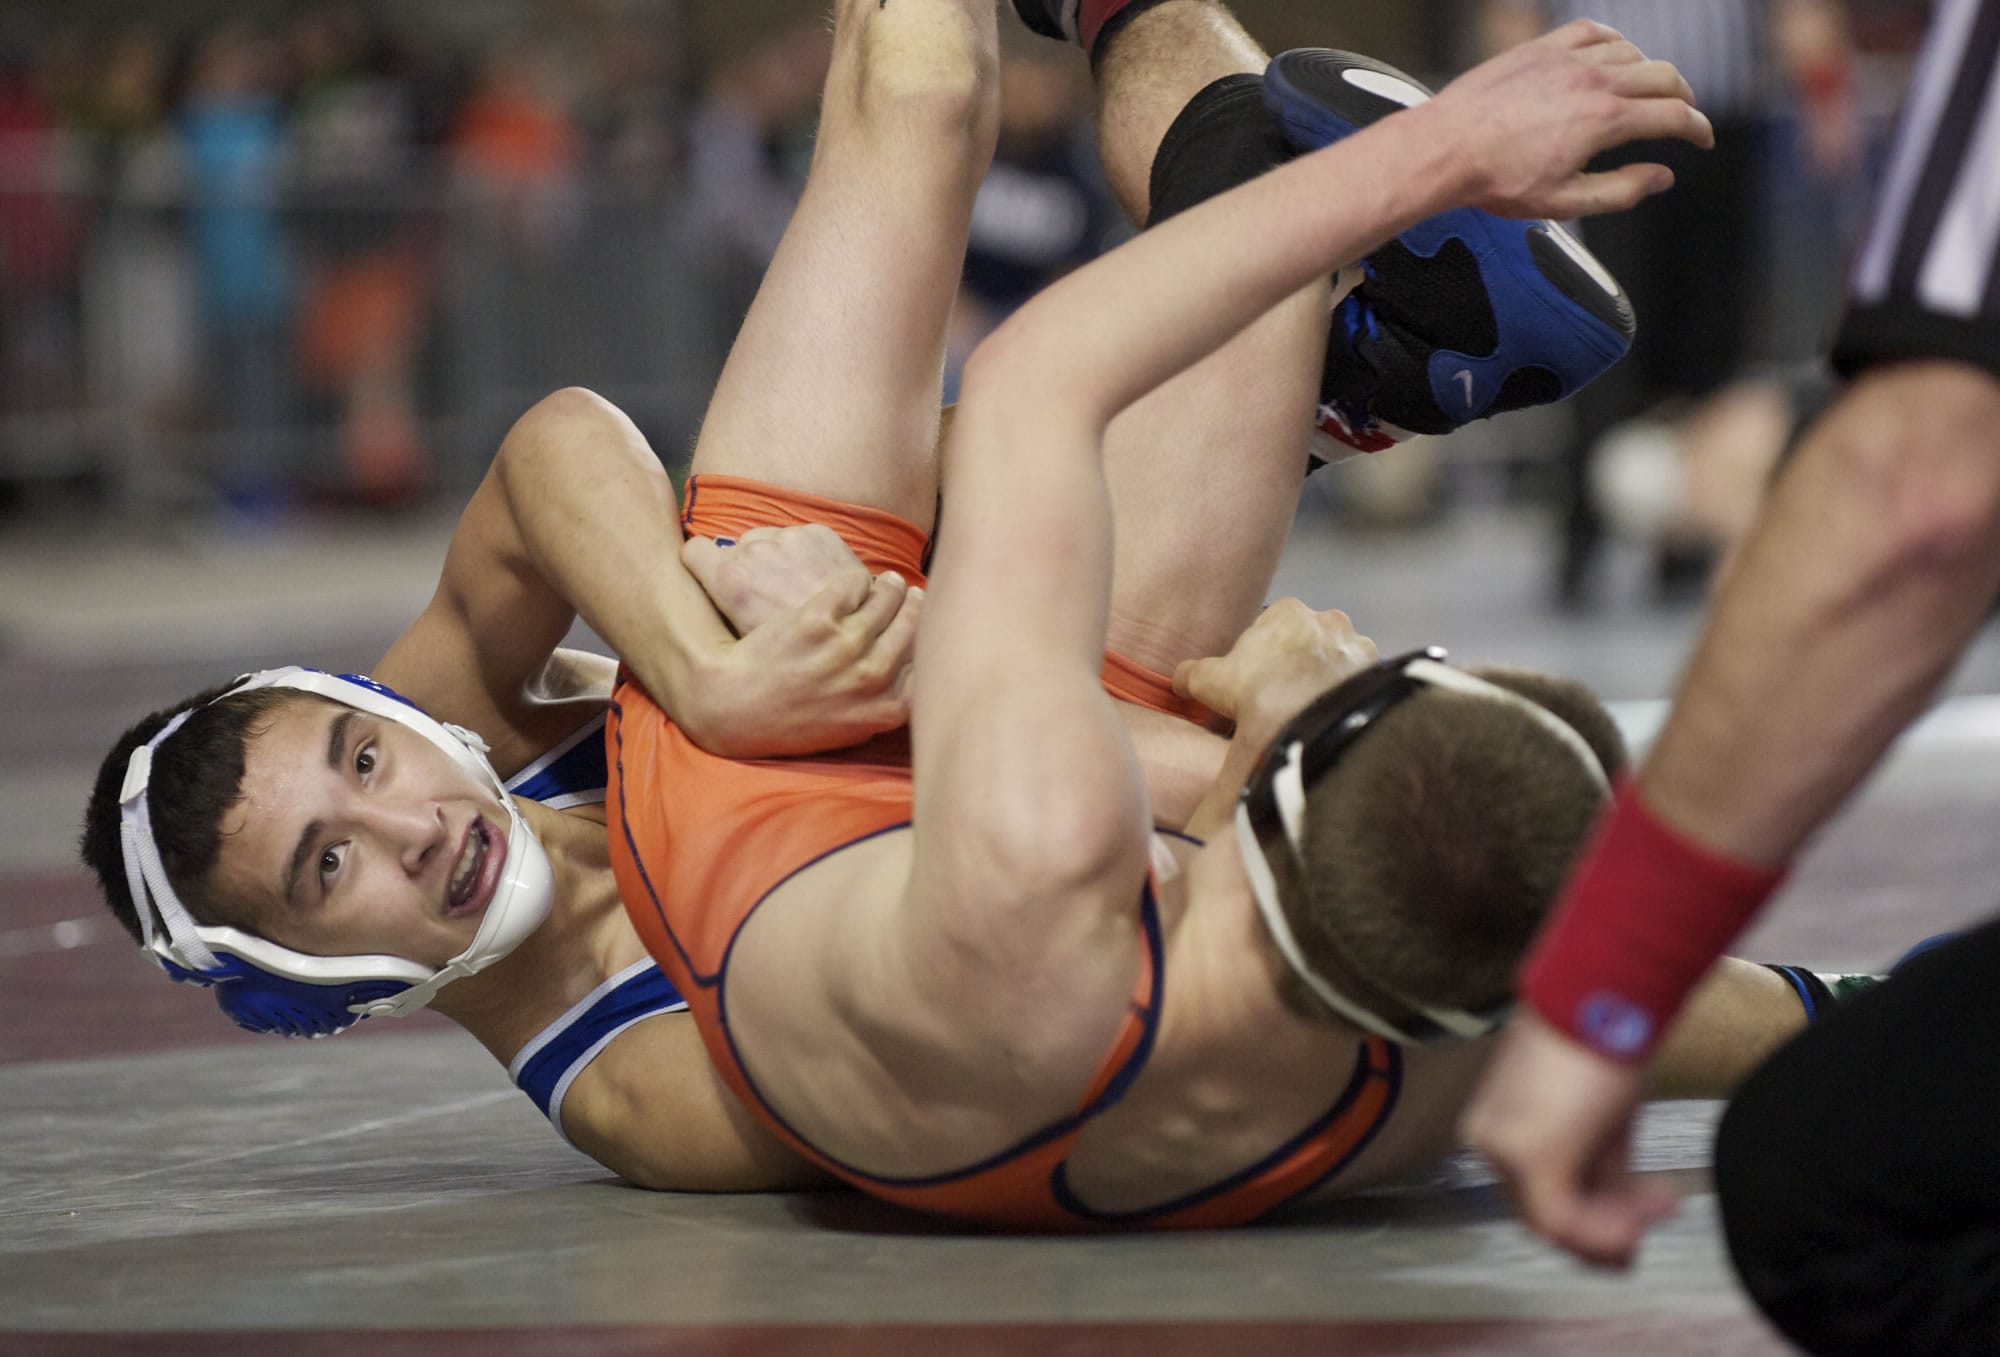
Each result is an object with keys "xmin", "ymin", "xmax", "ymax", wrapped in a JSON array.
[
  {"xmin": 333, "ymin": 673, "xmax": 422, "ymax": 711},
  {"xmin": 157, "ymin": 953, "xmax": 412, "ymax": 1039}
]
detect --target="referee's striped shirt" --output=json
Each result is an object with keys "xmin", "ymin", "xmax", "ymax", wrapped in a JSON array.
[
  {"xmin": 1837, "ymin": 0, "xmax": 2000, "ymax": 379},
  {"xmin": 1538, "ymin": 0, "xmax": 1769, "ymax": 121}
]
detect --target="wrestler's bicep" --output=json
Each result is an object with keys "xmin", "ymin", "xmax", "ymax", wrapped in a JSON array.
[
  {"xmin": 905, "ymin": 408, "xmax": 1152, "ymax": 993},
  {"xmin": 375, "ymin": 465, "xmax": 580, "ymax": 753},
  {"xmin": 560, "ymin": 1014, "xmax": 831, "ymax": 1192}
]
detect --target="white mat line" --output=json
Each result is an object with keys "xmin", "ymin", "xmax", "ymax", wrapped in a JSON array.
[{"xmin": 12, "ymin": 1090, "xmax": 520, "ymax": 1207}]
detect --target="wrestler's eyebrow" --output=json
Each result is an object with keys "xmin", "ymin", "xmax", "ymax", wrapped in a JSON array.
[{"xmin": 283, "ymin": 711, "xmax": 357, "ymax": 907}]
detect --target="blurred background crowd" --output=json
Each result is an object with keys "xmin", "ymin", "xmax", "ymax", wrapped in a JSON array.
[{"xmin": 0, "ymin": 0, "xmax": 1940, "ymax": 609}]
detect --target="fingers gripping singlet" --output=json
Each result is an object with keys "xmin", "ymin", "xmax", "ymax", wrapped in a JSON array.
[
  {"xmin": 608, "ymin": 476, "xmax": 1401, "ymax": 1229},
  {"xmin": 613, "ymin": 672, "xmax": 1194, "ymax": 1229}
]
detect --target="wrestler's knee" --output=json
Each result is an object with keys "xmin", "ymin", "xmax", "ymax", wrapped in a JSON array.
[{"xmin": 828, "ymin": 0, "xmax": 998, "ymax": 155}]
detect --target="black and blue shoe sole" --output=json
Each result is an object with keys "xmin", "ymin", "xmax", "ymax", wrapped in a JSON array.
[{"xmin": 1263, "ymin": 48, "xmax": 1636, "ymax": 424}]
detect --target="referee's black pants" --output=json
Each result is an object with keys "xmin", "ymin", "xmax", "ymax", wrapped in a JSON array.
[{"xmin": 1716, "ymin": 919, "xmax": 2000, "ymax": 1356}]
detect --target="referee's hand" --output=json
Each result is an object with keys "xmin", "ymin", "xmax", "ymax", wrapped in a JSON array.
[{"xmin": 1460, "ymin": 1013, "xmax": 1680, "ymax": 1269}]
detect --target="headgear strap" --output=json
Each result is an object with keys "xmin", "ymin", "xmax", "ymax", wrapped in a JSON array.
[{"xmin": 1236, "ymin": 650, "xmax": 1608, "ymax": 1044}]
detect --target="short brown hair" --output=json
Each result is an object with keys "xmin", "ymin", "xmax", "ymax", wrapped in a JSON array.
[
  {"xmin": 80, "ymin": 684, "xmax": 318, "ymax": 945},
  {"xmin": 1263, "ymin": 666, "xmax": 1625, "ymax": 1027}
]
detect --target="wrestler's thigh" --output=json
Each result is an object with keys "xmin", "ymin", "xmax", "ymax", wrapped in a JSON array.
[
  {"xmin": 1101, "ymin": 282, "xmax": 1329, "ymax": 674},
  {"xmin": 689, "ymin": 0, "xmax": 998, "ymax": 532}
]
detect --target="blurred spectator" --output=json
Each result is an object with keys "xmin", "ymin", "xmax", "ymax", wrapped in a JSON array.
[
  {"xmin": 1585, "ymin": 366, "xmax": 1840, "ymax": 593},
  {"xmin": 582, "ymin": 10, "xmax": 689, "ymax": 194},
  {"xmin": 676, "ymin": 18, "xmax": 828, "ymax": 395},
  {"xmin": 179, "ymin": 21, "xmax": 296, "ymax": 510},
  {"xmin": 683, "ymin": 18, "xmax": 828, "ymax": 269},
  {"xmin": 1563, "ymin": 0, "xmax": 1936, "ymax": 607},
  {"xmin": 0, "ymin": 30, "xmax": 85, "ymax": 427},
  {"xmin": 947, "ymin": 48, "xmax": 1121, "ymax": 384},
  {"xmin": 444, "ymin": 32, "xmax": 595, "ymax": 456},
  {"xmin": 451, "ymin": 36, "xmax": 585, "ymax": 252},
  {"xmin": 1479, "ymin": 0, "xmax": 1863, "ymax": 609},
  {"xmin": 76, "ymin": 25, "xmax": 199, "ymax": 490},
  {"xmin": 288, "ymin": 4, "xmax": 431, "ymax": 503},
  {"xmin": 290, "ymin": 5, "xmax": 414, "ymax": 185}
]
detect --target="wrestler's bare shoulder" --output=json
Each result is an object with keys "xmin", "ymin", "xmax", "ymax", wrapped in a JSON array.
[
  {"xmin": 1061, "ymin": 834, "xmax": 1501, "ymax": 1215},
  {"xmin": 562, "ymin": 1007, "xmax": 831, "ymax": 1192}
]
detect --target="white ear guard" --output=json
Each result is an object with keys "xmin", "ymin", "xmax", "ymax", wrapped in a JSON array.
[
  {"xmin": 1234, "ymin": 647, "xmax": 1608, "ymax": 1045},
  {"xmin": 118, "ymin": 668, "xmax": 556, "ymax": 1038}
]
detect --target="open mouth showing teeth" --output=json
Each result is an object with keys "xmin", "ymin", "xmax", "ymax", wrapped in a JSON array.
[{"xmin": 448, "ymin": 821, "xmax": 490, "ymax": 914}]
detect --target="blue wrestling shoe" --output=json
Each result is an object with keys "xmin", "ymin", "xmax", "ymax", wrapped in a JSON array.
[{"xmin": 1262, "ymin": 48, "xmax": 1637, "ymax": 462}]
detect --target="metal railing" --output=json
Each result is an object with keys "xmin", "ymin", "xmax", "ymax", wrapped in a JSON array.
[{"xmin": 0, "ymin": 133, "xmax": 748, "ymax": 508}]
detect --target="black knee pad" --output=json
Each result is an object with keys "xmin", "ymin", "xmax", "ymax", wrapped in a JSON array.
[{"xmin": 1146, "ymin": 72, "xmax": 1289, "ymax": 227}]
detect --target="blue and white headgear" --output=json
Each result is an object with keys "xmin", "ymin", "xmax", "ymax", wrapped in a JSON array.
[
  {"xmin": 1235, "ymin": 648, "xmax": 1609, "ymax": 1045},
  {"xmin": 117, "ymin": 667, "xmax": 556, "ymax": 1038}
]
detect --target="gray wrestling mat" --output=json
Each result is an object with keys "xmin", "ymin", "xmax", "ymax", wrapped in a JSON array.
[{"xmin": 1, "ymin": 1033, "xmax": 1741, "ymax": 1335}]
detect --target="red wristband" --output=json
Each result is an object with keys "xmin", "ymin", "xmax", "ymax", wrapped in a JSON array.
[{"xmin": 1520, "ymin": 781, "xmax": 1787, "ymax": 1064}]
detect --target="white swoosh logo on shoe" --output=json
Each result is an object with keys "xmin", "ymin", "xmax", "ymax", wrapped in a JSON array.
[
  {"xmin": 1342, "ymin": 68, "xmax": 1430, "ymax": 108},
  {"xmin": 1454, "ymin": 369, "xmax": 1477, "ymax": 409},
  {"xmin": 1542, "ymin": 221, "xmax": 1622, "ymax": 296}
]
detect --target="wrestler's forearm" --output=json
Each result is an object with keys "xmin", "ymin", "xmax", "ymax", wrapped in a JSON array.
[
  {"xmin": 1118, "ymin": 703, "xmax": 1229, "ymax": 831},
  {"xmin": 1645, "ymin": 958, "xmax": 1807, "ymax": 1100},
  {"xmin": 495, "ymin": 387, "xmax": 737, "ymax": 728},
  {"xmin": 1636, "ymin": 363, "xmax": 2000, "ymax": 866},
  {"xmin": 1180, "ymin": 707, "xmax": 1286, "ymax": 844},
  {"xmin": 1176, "ymin": 660, "xmax": 1342, "ymax": 841}
]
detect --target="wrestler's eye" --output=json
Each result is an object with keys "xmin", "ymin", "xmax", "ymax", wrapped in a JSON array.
[
  {"xmin": 354, "ymin": 746, "xmax": 376, "ymax": 778},
  {"xmin": 319, "ymin": 843, "xmax": 348, "ymax": 886}
]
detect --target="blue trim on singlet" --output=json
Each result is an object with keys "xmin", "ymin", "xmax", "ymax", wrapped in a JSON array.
[
  {"xmin": 713, "ymin": 875, "xmax": 1167, "ymax": 1192},
  {"xmin": 508, "ymin": 960, "xmax": 688, "ymax": 1140},
  {"xmin": 503, "ymin": 714, "xmax": 609, "ymax": 809},
  {"xmin": 501, "ymin": 712, "xmax": 685, "ymax": 1134},
  {"xmin": 1046, "ymin": 1039, "xmax": 1403, "ymax": 1224}
]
